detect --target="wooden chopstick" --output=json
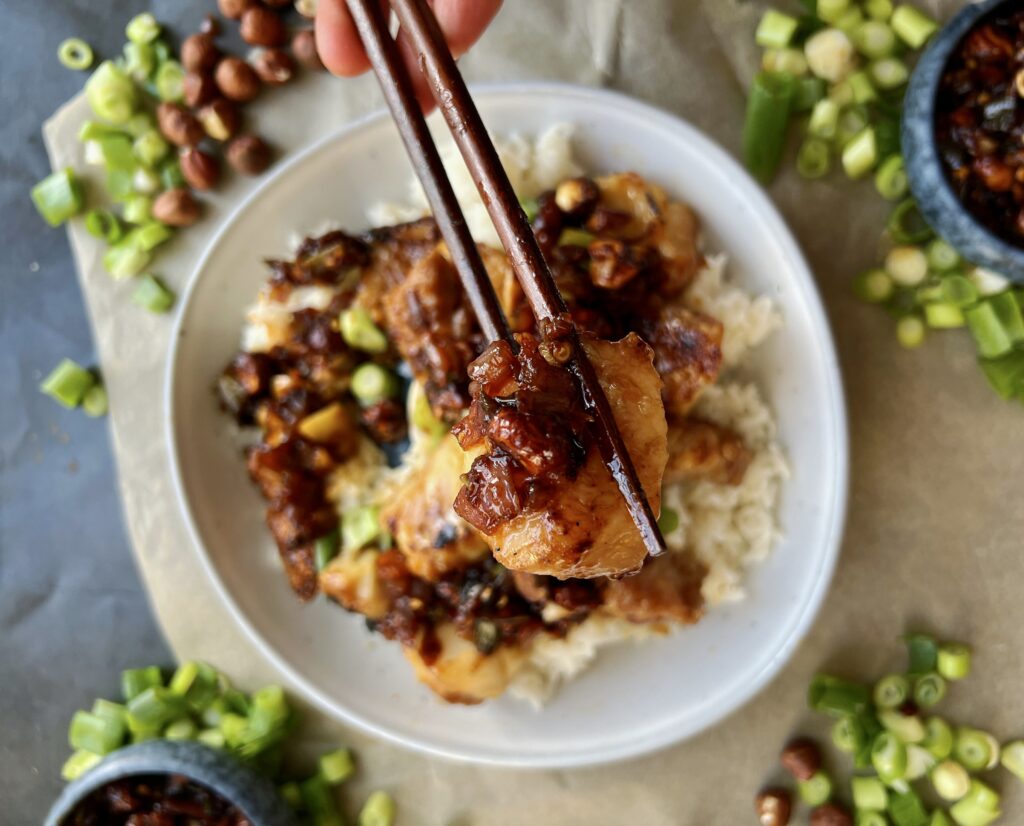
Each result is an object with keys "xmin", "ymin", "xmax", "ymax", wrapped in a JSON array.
[{"xmin": 346, "ymin": 0, "xmax": 666, "ymax": 559}]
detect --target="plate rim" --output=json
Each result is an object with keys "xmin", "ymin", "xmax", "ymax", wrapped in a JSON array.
[{"xmin": 165, "ymin": 81, "xmax": 849, "ymax": 769}]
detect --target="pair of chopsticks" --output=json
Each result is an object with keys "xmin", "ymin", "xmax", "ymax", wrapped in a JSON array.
[{"xmin": 346, "ymin": 0, "xmax": 666, "ymax": 560}]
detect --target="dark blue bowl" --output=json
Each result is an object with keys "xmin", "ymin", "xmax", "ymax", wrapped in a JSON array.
[
  {"xmin": 43, "ymin": 740, "xmax": 297, "ymax": 826},
  {"xmin": 902, "ymin": 0, "xmax": 1024, "ymax": 282}
]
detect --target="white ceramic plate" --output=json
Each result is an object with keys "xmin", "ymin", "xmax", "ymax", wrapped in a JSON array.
[{"xmin": 167, "ymin": 84, "xmax": 848, "ymax": 768}]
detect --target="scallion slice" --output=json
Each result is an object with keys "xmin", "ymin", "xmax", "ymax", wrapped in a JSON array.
[
  {"xmin": 314, "ymin": 529, "xmax": 341, "ymax": 571},
  {"xmin": 818, "ymin": 0, "xmax": 851, "ymax": 24},
  {"xmin": 865, "ymin": 0, "xmax": 894, "ymax": 21},
  {"xmin": 798, "ymin": 771, "xmax": 833, "ymax": 806},
  {"xmin": 949, "ymin": 781, "xmax": 1002, "ymax": 826},
  {"xmin": 763, "ymin": 47, "xmax": 809, "ymax": 76},
  {"xmin": 890, "ymin": 5, "xmax": 938, "ymax": 49},
  {"xmin": 319, "ymin": 747, "xmax": 355, "ymax": 784},
  {"xmin": 61, "ymin": 750, "xmax": 102, "ymax": 781},
  {"xmin": 40, "ymin": 359, "xmax": 95, "ymax": 408},
  {"xmin": 979, "ymin": 352, "xmax": 1024, "ymax": 399},
  {"xmin": 351, "ymin": 363, "xmax": 400, "ymax": 406},
  {"xmin": 904, "ymin": 743, "xmax": 937, "ymax": 781},
  {"xmin": 155, "ymin": 60, "xmax": 185, "ymax": 103},
  {"xmin": 869, "ymin": 57, "xmax": 909, "ymax": 90},
  {"xmin": 856, "ymin": 812, "xmax": 888, "ymax": 826},
  {"xmin": 965, "ymin": 302, "xmax": 1013, "ymax": 359},
  {"xmin": 127, "ymin": 686, "xmax": 186, "ymax": 730},
  {"xmin": 989, "ymin": 291, "xmax": 1024, "ymax": 344},
  {"xmin": 757, "ymin": 10, "xmax": 800, "ymax": 49},
  {"xmin": 58, "ymin": 38, "xmax": 94, "ymax": 71},
  {"xmin": 82, "ymin": 385, "xmax": 109, "ymax": 418},
  {"xmin": 954, "ymin": 728, "xmax": 994, "ymax": 772},
  {"xmin": 933, "ymin": 759, "xmax": 970, "ymax": 801},
  {"xmin": 32, "ymin": 167, "xmax": 84, "ymax": 227},
  {"xmin": 832, "ymin": 715, "xmax": 867, "ymax": 753},
  {"xmin": 126, "ymin": 12, "xmax": 161, "ymax": 44},
  {"xmin": 852, "ymin": 775, "xmax": 888, "ymax": 810},
  {"xmin": 359, "ymin": 790, "xmax": 397, "ymax": 826},
  {"xmin": 797, "ymin": 137, "xmax": 832, "ymax": 178},
  {"xmin": 906, "ymin": 632, "xmax": 939, "ymax": 674},
  {"xmin": 342, "ymin": 505, "xmax": 382, "ymax": 552},
  {"xmin": 793, "ymin": 76, "xmax": 827, "ymax": 112},
  {"xmin": 875, "ymin": 155, "xmax": 908, "ymax": 200},
  {"xmin": 657, "ymin": 505, "xmax": 680, "ymax": 536},
  {"xmin": 85, "ymin": 61, "xmax": 137, "ymax": 124},
  {"xmin": 122, "ymin": 194, "xmax": 152, "ymax": 224},
  {"xmin": 854, "ymin": 268, "xmax": 895, "ymax": 303},
  {"xmin": 842, "ymin": 127, "xmax": 878, "ymax": 178},
  {"xmin": 879, "ymin": 709, "xmax": 926, "ymax": 743},
  {"xmin": 874, "ymin": 674, "xmax": 910, "ymax": 709},
  {"xmin": 888, "ymin": 199, "xmax": 934, "ymax": 244},
  {"xmin": 85, "ymin": 209, "xmax": 123, "ymax": 243},
  {"xmin": 852, "ymin": 19, "xmax": 897, "ymax": 58},
  {"xmin": 134, "ymin": 130, "xmax": 169, "ymax": 167},
  {"xmin": 164, "ymin": 717, "xmax": 198, "ymax": 740},
  {"xmin": 872, "ymin": 731, "xmax": 909, "ymax": 783},
  {"xmin": 923, "ymin": 717, "xmax": 955, "ymax": 760},
  {"xmin": 131, "ymin": 274, "xmax": 175, "ymax": 314},
  {"xmin": 302, "ymin": 776, "xmax": 345, "ymax": 826},
  {"xmin": 103, "ymin": 241, "xmax": 151, "ymax": 280},
  {"xmin": 809, "ymin": 674, "xmax": 872, "ymax": 717},
  {"xmin": 340, "ymin": 307, "xmax": 389, "ymax": 354},
  {"xmin": 913, "ymin": 673, "xmax": 947, "ymax": 707},
  {"xmin": 69, "ymin": 710, "xmax": 126, "ymax": 755},
  {"xmin": 849, "ymin": 71, "xmax": 878, "ymax": 103},
  {"xmin": 888, "ymin": 788, "xmax": 929, "ymax": 826},
  {"xmin": 809, "ymin": 98, "xmax": 841, "ymax": 139},
  {"xmin": 558, "ymin": 228, "xmax": 596, "ymax": 247},
  {"xmin": 1001, "ymin": 740, "xmax": 1024, "ymax": 781},
  {"xmin": 886, "ymin": 246, "xmax": 928, "ymax": 286},
  {"xmin": 743, "ymin": 71, "xmax": 796, "ymax": 184},
  {"xmin": 122, "ymin": 666, "xmax": 163, "ymax": 701},
  {"xmin": 926, "ymin": 240, "xmax": 961, "ymax": 273},
  {"xmin": 924, "ymin": 303, "xmax": 965, "ymax": 329}
]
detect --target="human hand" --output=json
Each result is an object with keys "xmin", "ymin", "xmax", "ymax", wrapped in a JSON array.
[{"xmin": 315, "ymin": 0, "xmax": 503, "ymax": 110}]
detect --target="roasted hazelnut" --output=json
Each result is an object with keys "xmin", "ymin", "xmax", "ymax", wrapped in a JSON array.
[
  {"xmin": 215, "ymin": 57, "xmax": 261, "ymax": 102},
  {"xmin": 181, "ymin": 33, "xmax": 219, "ymax": 74},
  {"xmin": 252, "ymin": 48, "xmax": 295, "ymax": 86},
  {"xmin": 810, "ymin": 803, "xmax": 853, "ymax": 826},
  {"xmin": 240, "ymin": 6, "xmax": 287, "ymax": 47},
  {"xmin": 780, "ymin": 738, "xmax": 822, "ymax": 782},
  {"xmin": 295, "ymin": 0, "xmax": 318, "ymax": 18},
  {"xmin": 182, "ymin": 72, "xmax": 218, "ymax": 108},
  {"xmin": 217, "ymin": 0, "xmax": 253, "ymax": 20},
  {"xmin": 200, "ymin": 14, "xmax": 221, "ymax": 37},
  {"xmin": 755, "ymin": 789, "xmax": 792, "ymax": 826},
  {"xmin": 152, "ymin": 188, "xmax": 201, "ymax": 227},
  {"xmin": 180, "ymin": 148, "xmax": 221, "ymax": 191},
  {"xmin": 197, "ymin": 98, "xmax": 241, "ymax": 141},
  {"xmin": 226, "ymin": 134, "xmax": 272, "ymax": 175},
  {"xmin": 291, "ymin": 29, "xmax": 324, "ymax": 71},
  {"xmin": 554, "ymin": 177, "xmax": 599, "ymax": 219},
  {"xmin": 156, "ymin": 102, "xmax": 204, "ymax": 147}
]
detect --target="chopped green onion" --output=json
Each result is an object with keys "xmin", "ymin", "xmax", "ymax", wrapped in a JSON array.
[
  {"xmin": 126, "ymin": 13, "xmax": 161, "ymax": 44},
  {"xmin": 315, "ymin": 529, "xmax": 341, "ymax": 571},
  {"xmin": 130, "ymin": 221, "xmax": 173, "ymax": 251},
  {"xmin": 837, "ymin": 106, "xmax": 870, "ymax": 146},
  {"xmin": 888, "ymin": 199, "xmax": 933, "ymax": 244},
  {"xmin": 979, "ymin": 352, "xmax": 1024, "ymax": 399},
  {"xmin": 797, "ymin": 137, "xmax": 831, "ymax": 178},
  {"xmin": 342, "ymin": 505, "xmax": 382, "ymax": 551},
  {"xmin": 1001, "ymin": 740, "xmax": 1024, "ymax": 781},
  {"xmin": 127, "ymin": 686, "xmax": 186, "ymax": 730},
  {"xmin": 131, "ymin": 274, "xmax": 176, "ymax": 314},
  {"xmin": 905, "ymin": 743, "xmax": 937, "ymax": 781},
  {"xmin": 124, "ymin": 41, "xmax": 156, "ymax": 82},
  {"xmin": 743, "ymin": 71, "xmax": 796, "ymax": 184},
  {"xmin": 852, "ymin": 776, "xmax": 888, "ymax": 811},
  {"xmin": 792, "ymin": 76, "xmax": 827, "ymax": 112},
  {"xmin": 968, "ymin": 267, "xmax": 1010, "ymax": 297},
  {"xmin": 913, "ymin": 673, "xmax": 947, "ymax": 707},
  {"xmin": 82, "ymin": 385, "xmax": 109, "ymax": 418},
  {"xmin": 61, "ymin": 750, "xmax": 102, "ymax": 781},
  {"xmin": 880, "ymin": 709, "xmax": 926, "ymax": 743},
  {"xmin": 106, "ymin": 167, "xmax": 134, "ymax": 202},
  {"xmin": 817, "ymin": 0, "xmax": 851, "ymax": 24},
  {"xmin": 340, "ymin": 307, "xmax": 389, "ymax": 354},
  {"xmin": 873, "ymin": 731, "xmax": 909, "ymax": 783},
  {"xmin": 657, "ymin": 505, "xmax": 680, "ymax": 536},
  {"xmin": 990, "ymin": 291, "xmax": 1024, "ymax": 343},
  {"xmin": 965, "ymin": 302, "xmax": 1013, "ymax": 359},
  {"xmin": 874, "ymin": 118, "xmax": 901, "ymax": 159},
  {"xmin": 85, "ymin": 209, "xmax": 123, "ymax": 243},
  {"xmin": 906, "ymin": 633, "xmax": 939, "ymax": 673},
  {"xmin": 197, "ymin": 727, "xmax": 225, "ymax": 749},
  {"xmin": 924, "ymin": 240, "xmax": 961, "ymax": 273},
  {"xmin": 874, "ymin": 674, "xmax": 910, "ymax": 709},
  {"xmin": 763, "ymin": 47, "xmax": 809, "ymax": 76},
  {"xmin": 875, "ymin": 155, "xmax": 908, "ymax": 200},
  {"xmin": 866, "ymin": 0, "xmax": 894, "ymax": 21},
  {"xmin": 410, "ymin": 384, "xmax": 447, "ymax": 439},
  {"xmin": 92, "ymin": 699, "xmax": 127, "ymax": 724},
  {"xmin": 809, "ymin": 98, "xmax": 841, "ymax": 139},
  {"xmin": 122, "ymin": 666, "xmax": 163, "ymax": 701},
  {"xmin": 856, "ymin": 812, "xmax": 888, "ymax": 826},
  {"xmin": 924, "ymin": 303, "xmax": 965, "ymax": 329},
  {"xmin": 103, "ymin": 240, "xmax": 151, "ymax": 280},
  {"xmin": 32, "ymin": 167, "xmax": 84, "ymax": 227},
  {"xmin": 319, "ymin": 748, "xmax": 355, "ymax": 784},
  {"xmin": 164, "ymin": 718, "xmax": 198, "ymax": 740},
  {"xmin": 854, "ymin": 268, "xmax": 895, "ymax": 303},
  {"xmin": 279, "ymin": 781, "xmax": 304, "ymax": 810},
  {"xmin": 59, "ymin": 38, "xmax": 94, "ymax": 71},
  {"xmin": 842, "ymin": 127, "xmax": 878, "ymax": 178},
  {"xmin": 359, "ymin": 791, "xmax": 396, "ymax": 826},
  {"xmin": 933, "ymin": 760, "xmax": 971, "ymax": 801},
  {"xmin": 832, "ymin": 715, "xmax": 867, "ymax": 753},
  {"xmin": 954, "ymin": 728, "xmax": 994, "ymax": 772},
  {"xmin": 809, "ymin": 674, "xmax": 872, "ymax": 717},
  {"xmin": 885, "ymin": 246, "xmax": 927, "ymax": 286},
  {"xmin": 519, "ymin": 197, "xmax": 539, "ymax": 223},
  {"xmin": 757, "ymin": 10, "xmax": 800, "ymax": 49},
  {"xmin": 134, "ymin": 130, "xmax": 169, "ymax": 166},
  {"xmin": 924, "ymin": 717, "xmax": 955, "ymax": 760},
  {"xmin": 890, "ymin": 5, "xmax": 938, "ymax": 49},
  {"xmin": 889, "ymin": 788, "xmax": 929, "ymax": 826},
  {"xmin": 40, "ymin": 359, "xmax": 95, "ymax": 408},
  {"xmin": 869, "ymin": 57, "xmax": 909, "ymax": 90},
  {"xmin": 155, "ymin": 60, "xmax": 186, "ymax": 103},
  {"xmin": 835, "ymin": 7, "xmax": 864, "ymax": 34},
  {"xmin": 852, "ymin": 20, "xmax": 897, "ymax": 58},
  {"xmin": 69, "ymin": 709, "xmax": 126, "ymax": 755},
  {"xmin": 949, "ymin": 781, "xmax": 1002, "ymax": 826},
  {"xmin": 798, "ymin": 771, "xmax": 834, "ymax": 805},
  {"xmin": 122, "ymin": 194, "xmax": 152, "ymax": 224},
  {"xmin": 160, "ymin": 158, "xmax": 185, "ymax": 190},
  {"xmin": 85, "ymin": 61, "xmax": 137, "ymax": 124},
  {"xmin": 350, "ymin": 363, "xmax": 400, "ymax": 406},
  {"xmin": 558, "ymin": 228, "xmax": 596, "ymax": 247},
  {"xmin": 301, "ymin": 777, "xmax": 345, "ymax": 826},
  {"xmin": 849, "ymin": 71, "xmax": 877, "ymax": 103}
]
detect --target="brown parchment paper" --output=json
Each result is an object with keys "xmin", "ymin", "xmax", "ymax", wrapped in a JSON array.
[{"xmin": 44, "ymin": 2, "xmax": 1024, "ymax": 823}]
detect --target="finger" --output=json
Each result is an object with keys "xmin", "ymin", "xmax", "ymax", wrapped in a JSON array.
[
  {"xmin": 315, "ymin": 0, "xmax": 370, "ymax": 76},
  {"xmin": 431, "ymin": 0, "xmax": 503, "ymax": 56}
]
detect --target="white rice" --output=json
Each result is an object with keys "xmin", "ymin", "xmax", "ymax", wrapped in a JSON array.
[{"xmin": 239, "ymin": 125, "xmax": 787, "ymax": 707}]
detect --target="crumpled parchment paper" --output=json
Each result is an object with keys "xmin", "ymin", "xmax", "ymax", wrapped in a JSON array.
[{"xmin": 44, "ymin": 1, "xmax": 1024, "ymax": 823}]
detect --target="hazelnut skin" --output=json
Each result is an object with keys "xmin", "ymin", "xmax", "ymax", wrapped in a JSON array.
[
  {"xmin": 156, "ymin": 102, "xmax": 204, "ymax": 147},
  {"xmin": 226, "ymin": 134, "xmax": 273, "ymax": 175},
  {"xmin": 253, "ymin": 48, "xmax": 295, "ymax": 86},
  {"xmin": 180, "ymin": 148, "xmax": 221, "ymax": 191},
  {"xmin": 755, "ymin": 789, "xmax": 792, "ymax": 826},
  {"xmin": 291, "ymin": 29, "xmax": 324, "ymax": 71},
  {"xmin": 780, "ymin": 739, "xmax": 823, "ymax": 782},
  {"xmin": 215, "ymin": 57, "xmax": 261, "ymax": 102},
  {"xmin": 240, "ymin": 6, "xmax": 287, "ymax": 48},
  {"xmin": 181, "ymin": 33, "xmax": 219, "ymax": 74},
  {"xmin": 217, "ymin": 0, "xmax": 253, "ymax": 20},
  {"xmin": 182, "ymin": 73, "xmax": 218, "ymax": 108},
  {"xmin": 810, "ymin": 803, "xmax": 853, "ymax": 826},
  {"xmin": 200, "ymin": 15, "xmax": 220, "ymax": 37},
  {"xmin": 152, "ymin": 188, "xmax": 201, "ymax": 227}
]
